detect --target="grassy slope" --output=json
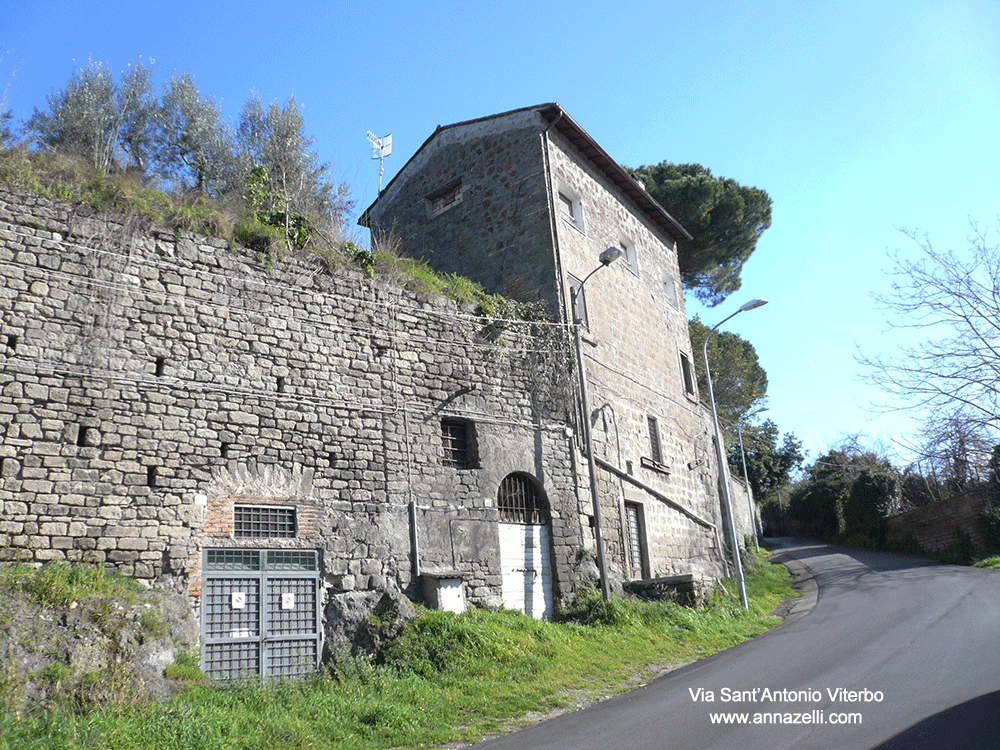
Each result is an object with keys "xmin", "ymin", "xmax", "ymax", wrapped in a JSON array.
[
  {"xmin": 0, "ymin": 552, "xmax": 798, "ymax": 750},
  {"xmin": 0, "ymin": 147, "xmax": 534, "ymax": 319}
]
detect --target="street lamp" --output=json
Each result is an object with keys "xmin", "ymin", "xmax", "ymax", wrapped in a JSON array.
[
  {"xmin": 571, "ymin": 246, "xmax": 623, "ymax": 601},
  {"xmin": 734, "ymin": 407, "xmax": 768, "ymax": 553},
  {"xmin": 703, "ymin": 298, "xmax": 768, "ymax": 610}
]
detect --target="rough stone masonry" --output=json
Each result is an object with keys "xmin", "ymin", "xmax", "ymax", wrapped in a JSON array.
[{"xmin": 0, "ymin": 186, "xmax": 588, "ymax": 627}]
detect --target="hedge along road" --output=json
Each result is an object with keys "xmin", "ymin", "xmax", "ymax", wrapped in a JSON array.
[{"xmin": 472, "ymin": 539, "xmax": 1000, "ymax": 750}]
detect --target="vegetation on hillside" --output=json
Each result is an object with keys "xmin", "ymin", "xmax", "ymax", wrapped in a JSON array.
[
  {"xmin": 0, "ymin": 58, "xmax": 541, "ymax": 323},
  {"xmin": 782, "ymin": 434, "xmax": 1000, "ymax": 565},
  {"xmin": 0, "ymin": 551, "xmax": 797, "ymax": 750},
  {"xmin": 0, "ymin": 563, "xmax": 200, "ymax": 716}
]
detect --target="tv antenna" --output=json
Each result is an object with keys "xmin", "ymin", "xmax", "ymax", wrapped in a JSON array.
[{"xmin": 367, "ymin": 131, "xmax": 392, "ymax": 193}]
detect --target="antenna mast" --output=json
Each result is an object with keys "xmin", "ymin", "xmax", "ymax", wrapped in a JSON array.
[{"xmin": 367, "ymin": 131, "xmax": 392, "ymax": 193}]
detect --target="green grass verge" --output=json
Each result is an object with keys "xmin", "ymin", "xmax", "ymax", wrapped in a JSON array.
[
  {"xmin": 0, "ymin": 561, "xmax": 143, "ymax": 607},
  {"xmin": 0, "ymin": 551, "xmax": 797, "ymax": 750}
]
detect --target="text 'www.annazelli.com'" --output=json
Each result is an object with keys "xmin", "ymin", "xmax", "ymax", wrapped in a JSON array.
[{"xmin": 709, "ymin": 710, "xmax": 863, "ymax": 725}]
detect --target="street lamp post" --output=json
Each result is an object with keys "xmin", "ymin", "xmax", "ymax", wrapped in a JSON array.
[
  {"xmin": 570, "ymin": 246, "xmax": 623, "ymax": 602},
  {"xmin": 702, "ymin": 298, "xmax": 768, "ymax": 610},
  {"xmin": 735, "ymin": 407, "xmax": 768, "ymax": 553}
]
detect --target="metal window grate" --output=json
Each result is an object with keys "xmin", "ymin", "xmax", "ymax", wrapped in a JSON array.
[
  {"xmin": 266, "ymin": 639, "xmax": 319, "ymax": 679},
  {"xmin": 203, "ymin": 641, "xmax": 261, "ymax": 682},
  {"xmin": 498, "ymin": 473, "xmax": 547, "ymax": 524},
  {"xmin": 234, "ymin": 505, "xmax": 297, "ymax": 538},
  {"xmin": 203, "ymin": 576, "xmax": 261, "ymax": 639},
  {"xmin": 201, "ymin": 549, "xmax": 321, "ymax": 682},
  {"xmin": 648, "ymin": 416, "xmax": 662, "ymax": 464},
  {"xmin": 442, "ymin": 419, "xmax": 471, "ymax": 468},
  {"xmin": 266, "ymin": 578, "xmax": 318, "ymax": 636}
]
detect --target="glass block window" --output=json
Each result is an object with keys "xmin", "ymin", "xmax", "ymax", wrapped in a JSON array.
[
  {"xmin": 205, "ymin": 549, "xmax": 262, "ymax": 572},
  {"xmin": 498, "ymin": 473, "xmax": 547, "ymax": 524},
  {"xmin": 442, "ymin": 419, "xmax": 475, "ymax": 469},
  {"xmin": 234, "ymin": 505, "xmax": 297, "ymax": 539},
  {"xmin": 266, "ymin": 549, "xmax": 319, "ymax": 572},
  {"xmin": 625, "ymin": 502, "xmax": 647, "ymax": 579}
]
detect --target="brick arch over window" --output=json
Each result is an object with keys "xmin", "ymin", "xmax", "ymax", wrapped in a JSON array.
[{"xmin": 497, "ymin": 472, "xmax": 550, "ymax": 524}]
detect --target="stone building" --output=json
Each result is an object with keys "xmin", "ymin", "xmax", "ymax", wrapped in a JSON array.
[
  {"xmin": 360, "ymin": 103, "xmax": 755, "ymax": 586},
  {"xmin": 0, "ymin": 185, "xmax": 588, "ymax": 679}
]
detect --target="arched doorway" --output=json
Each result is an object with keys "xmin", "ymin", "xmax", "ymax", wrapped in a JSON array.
[{"xmin": 497, "ymin": 472, "xmax": 554, "ymax": 619}]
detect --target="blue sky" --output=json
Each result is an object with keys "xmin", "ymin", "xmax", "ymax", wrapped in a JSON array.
[{"xmin": 3, "ymin": 0, "xmax": 999, "ymax": 465}]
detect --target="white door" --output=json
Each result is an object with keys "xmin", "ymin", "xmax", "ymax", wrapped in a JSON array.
[{"xmin": 500, "ymin": 522, "xmax": 553, "ymax": 619}]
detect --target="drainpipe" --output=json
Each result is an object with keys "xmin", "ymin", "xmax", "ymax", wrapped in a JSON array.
[{"xmin": 404, "ymin": 408, "xmax": 420, "ymax": 580}]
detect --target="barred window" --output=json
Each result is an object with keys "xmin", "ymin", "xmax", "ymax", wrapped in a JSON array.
[
  {"xmin": 442, "ymin": 419, "xmax": 475, "ymax": 469},
  {"xmin": 498, "ymin": 473, "xmax": 547, "ymax": 524},
  {"xmin": 234, "ymin": 505, "xmax": 297, "ymax": 538}
]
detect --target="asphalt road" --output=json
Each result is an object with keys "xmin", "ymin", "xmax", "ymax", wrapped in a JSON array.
[{"xmin": 472, "ymin": 539, "xmax": 1000, "ymax": 750}]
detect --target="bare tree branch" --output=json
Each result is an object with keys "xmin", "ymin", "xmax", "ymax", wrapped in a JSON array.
[{"xmin": 859, "ymin": 224, "xmax": 1000, "ymax": 435}]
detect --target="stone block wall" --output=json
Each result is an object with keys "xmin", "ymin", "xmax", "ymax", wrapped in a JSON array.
[
  {"xmin": 361, "ymin": 106, "xmax": 733, "ymax": 586},
  {"xmin": 364, "ymin": 109, "xmax": 558, "ymax": 306},
  {"xmin": 886, "ymin": 490, "xmax": 988, "ymax": 552},
  {"xmin": 0, "ymin": 186, "xmax": 581, "ymax": 610},
  {"xmin": 545, "ymin": 129, "xmax": 727, "ymax": 583}
]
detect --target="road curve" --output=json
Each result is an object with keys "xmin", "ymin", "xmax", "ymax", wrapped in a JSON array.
[{"xmin": 472, "ymin": 539, "xmax": 1000, "ymax": 750}]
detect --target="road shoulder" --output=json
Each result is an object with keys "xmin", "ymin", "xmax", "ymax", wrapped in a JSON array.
[{"xmin": 765, "ymin": 542, "xmax": 819, "ymax": 624}]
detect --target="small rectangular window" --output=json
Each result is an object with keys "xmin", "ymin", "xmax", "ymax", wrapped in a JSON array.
[
  {"xmin": 620, "ymin": 238, "xmax": 639, "ymax": 276},
  {"xmin": 680, "ymin": 352, "xmax": 696, "ymax": 397},
  {"xmin": 568, "ymin": 274, "xmax": 588, "ymax": 327},
  {"xmin": 442, "ymin": 419, "xmax": 476, "ymax": 469},
  {"xmin": 234, "ymin": 505, "xmax": 297, "ymax": 538},
  {"xmin": 647, "ymin": 416, "xmax": 662, "ymax": 464},
  {"xmin": 559, "ymin": 192, "xmax": 575, "ymax": 219},
  {"xmin": 557, "ymin": 189, "xmax": 585, "ymax": 232},
  {"xmin": 427, "ymin": 181, "xmax": 463, "ymax": 217},
  {"xmin": 663, "ymin": 274, "xmax": 678, "ymax": 308}
]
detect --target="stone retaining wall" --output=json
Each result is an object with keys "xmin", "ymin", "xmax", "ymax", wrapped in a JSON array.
[
  {"xmin": 886, "ymin": 489, "xmax": 988, "ymax": 552},
  {"xmin": 0, "ymin": 186, "xmax": 582, "ymax": 610}
]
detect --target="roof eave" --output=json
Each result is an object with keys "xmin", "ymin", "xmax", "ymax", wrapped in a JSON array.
[
  {"xmin": 537, "ymin": 104, "xmax": 692, "ymax": 244},
  {"xmin": 360, "ymin": 103, "xmax": 693, "ymax": 246}
]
